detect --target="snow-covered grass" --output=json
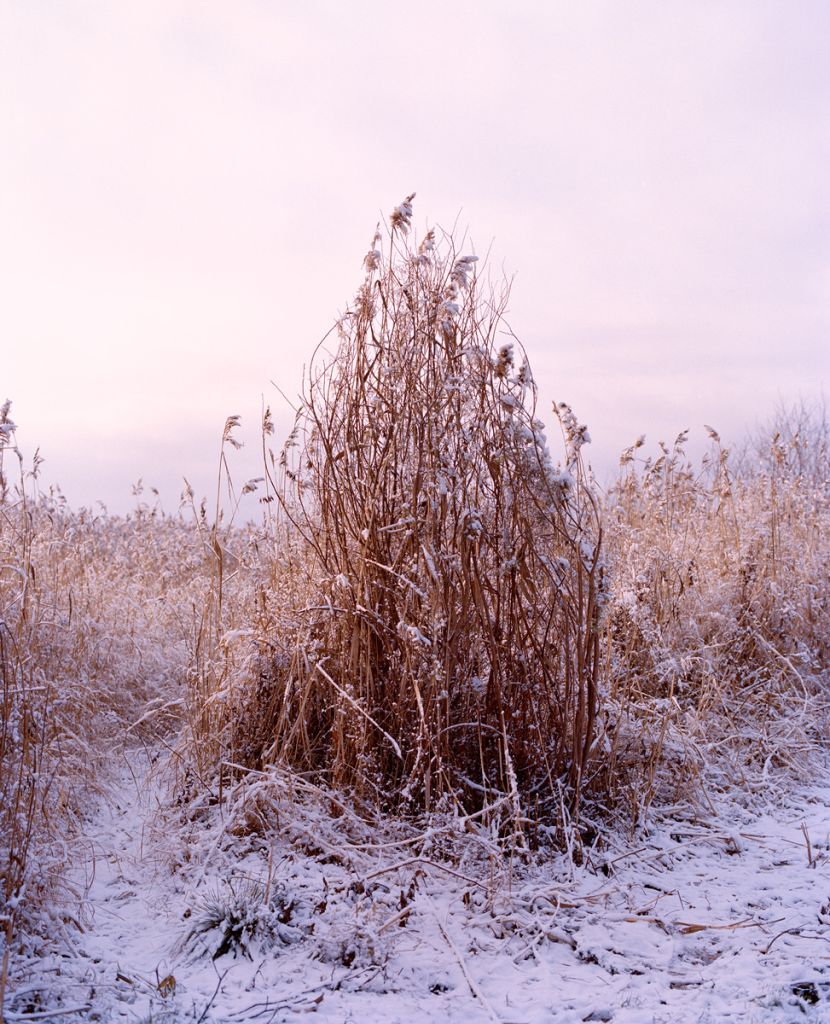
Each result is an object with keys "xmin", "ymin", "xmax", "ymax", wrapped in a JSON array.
[
  {"xmin": 0, "ymin": 487, "xmax": 189, "ymax": 962},
  {"xmin": 5, "ymin": 746, "xmax": 830, "ymax": 1022},
  {"xmin": 2, "ymin": 200, "xmax": 829, "ymax": 1020},
  {"xmin": 0, "ymin": 412, "xmax": 257, "ymax": 999},
  {"xmin": 188, "ymin": 200, "xmax": 830, "ymax": 844},
  {"xmin": 2, "ymin": 408, "xmax": 828, "ymax": 1020},
  {"xmin": 602, "ymin": 416, "xmax": 830, "ymax": 816}
]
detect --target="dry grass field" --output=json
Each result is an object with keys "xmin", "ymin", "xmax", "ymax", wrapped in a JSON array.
[{"xmin": 2, "ymin": 201, "xmax": 829, "ymax": 1021}]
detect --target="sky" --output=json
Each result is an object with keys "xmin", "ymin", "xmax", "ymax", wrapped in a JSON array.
[{"xmin": 2, "ymin": 1, "xmax": 828, "ymax": 515}]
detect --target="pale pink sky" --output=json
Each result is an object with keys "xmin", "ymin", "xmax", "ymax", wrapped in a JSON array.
[{"xmin": 2, "ymin": 2, "xmax": 828, "ymax": 514}]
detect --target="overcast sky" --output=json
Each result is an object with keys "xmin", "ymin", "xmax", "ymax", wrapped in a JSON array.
[{"xmin": 2, "ymin": 1, "xmax": 828, "ymax": 515}]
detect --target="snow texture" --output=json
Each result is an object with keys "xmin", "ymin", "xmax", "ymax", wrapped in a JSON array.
[{"xmin": 5, "ymin": 748, "xmax": 830, "ymax": 1023}]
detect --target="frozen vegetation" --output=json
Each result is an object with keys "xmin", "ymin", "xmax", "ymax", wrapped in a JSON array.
[{"xmin": 2, "ymin": 201, "xmax": 829, "ymax": 1021}]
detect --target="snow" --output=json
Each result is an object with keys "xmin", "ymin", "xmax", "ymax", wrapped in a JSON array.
[{"xmin": 6, "ymin": 750, "xmax": 830, "ymax": 1022}]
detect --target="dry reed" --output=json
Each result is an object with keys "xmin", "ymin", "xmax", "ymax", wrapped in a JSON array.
[
  {"xmin": 0, "ymin": 405, "xmax": 237, "ymax": 999},
  {"xmin": 5, "ymin": 203, "xmax": 830, "ymax": 1005},
  {"xmin": 602, "ymin": 413, "xmax": 830, "ymax": 819},
  {"xmin": 224, "ymin": 198, "xmax": 605, "ymax": 832}
]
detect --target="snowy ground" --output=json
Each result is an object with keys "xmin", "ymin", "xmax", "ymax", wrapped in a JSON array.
[{"xmin": 5, "ymin": 749, "xmax": 830, "ymax": 1023}]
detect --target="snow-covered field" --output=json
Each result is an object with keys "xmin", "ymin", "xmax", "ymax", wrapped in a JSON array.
[
  {"xmin": 4, "ymin": 186, "xmax": 829, "ymax": 1024},
  {"xmin": 6, "ymin": 748, "xmax": 830, "ymax": 1023}
]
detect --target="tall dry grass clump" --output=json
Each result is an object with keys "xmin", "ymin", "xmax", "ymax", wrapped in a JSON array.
[
  {"xmin": 232, "ymin": 197, "xmax": 604, "ymax": 825},
  {"xmin": 603, "ymin": 416, "xmax": 830, "ymax": 814}
]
